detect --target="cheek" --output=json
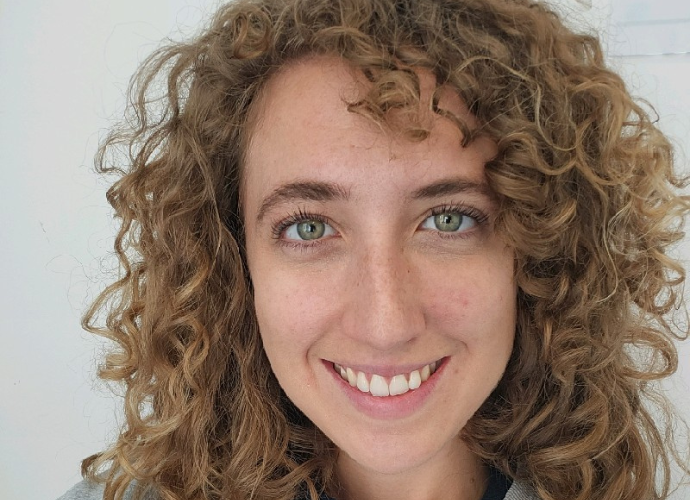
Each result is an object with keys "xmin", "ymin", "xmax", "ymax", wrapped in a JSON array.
[
  {"xmin": 252, "ymin": 264, "xmax": 338, "ymax": 347},
  {"xmin": 421, "ymin": 257, "xmax": 516, "ymax": 341}
]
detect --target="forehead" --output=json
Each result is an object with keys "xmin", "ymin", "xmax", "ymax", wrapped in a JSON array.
[
  {"xmin": 242, "ymin": 56, "xmax": 495, "ymax": 199},
  {"xmin": 246, "ymin": 55, "xmax": 481, "ymax": 154}
]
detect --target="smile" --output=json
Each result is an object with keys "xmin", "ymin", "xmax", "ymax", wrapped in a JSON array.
[{"xmin": 333, "ymin": 361, "xmax": 440, "ymax": 397}]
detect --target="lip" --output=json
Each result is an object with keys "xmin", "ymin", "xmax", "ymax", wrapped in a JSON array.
[
  {"xmin": 323, "ymin": 357, "xmax": 447, "ymax": 420},
  {"xmin": 328, "ymin": 360, "xmax": 438, "ymax": 378}
]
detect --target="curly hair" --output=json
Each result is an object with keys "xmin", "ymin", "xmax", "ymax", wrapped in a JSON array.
[{"xmin": 82, "ymin": 0, "xmax": 690, "ymax": 499}]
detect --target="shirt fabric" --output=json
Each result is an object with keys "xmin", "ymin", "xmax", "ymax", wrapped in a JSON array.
[
  {"xmin": 57, "ymin": 469, "xmax": 539, "ymax": 500},
  {"xmin": 312, "ymin": 467, "xmax": 513, "ymax": 500}
]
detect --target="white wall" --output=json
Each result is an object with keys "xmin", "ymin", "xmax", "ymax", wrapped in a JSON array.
[
  {"xmin": 0, "ymin": 2, "xmax": 222, "ymax": 498},
  {"xmin": 0, "ymin": 1, "xmax": 688, "ymax": 499}
]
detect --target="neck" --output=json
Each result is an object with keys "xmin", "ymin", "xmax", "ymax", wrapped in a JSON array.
[{"xmin": 334, "ymin": 438, "xmax": 488, "ymax": 500}]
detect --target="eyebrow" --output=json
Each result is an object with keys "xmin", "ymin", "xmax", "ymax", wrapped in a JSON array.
[
  {"xmin": 410, "ymin": 178, "xmax": 493, "ymax": 200},
  {"xmin": 256, "ymin": 181, "xmax": 351, "ymax": 221},
  {"xmin": 256, "ymin": 177, "xmax": 492, "ymax": 222}
]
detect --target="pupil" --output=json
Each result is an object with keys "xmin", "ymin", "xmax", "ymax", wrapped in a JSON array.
[
  {"xmin": 297, "ymin": 220, "xmax": 325, "ymax": 240},
  {"xmin": 435, "ymin": 213, "xmax": 461, "ymax": 231}
]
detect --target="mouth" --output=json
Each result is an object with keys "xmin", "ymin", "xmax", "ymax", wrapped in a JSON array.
[{"xmin": 332, "ymin": 359, "xmax": 442, "ymax": 397}]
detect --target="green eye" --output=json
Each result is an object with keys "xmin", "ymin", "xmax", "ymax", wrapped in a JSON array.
[
  {"xmin": 284, "ymin": 219, "xmax": 335, "ymax": 241},
  {"xmin": 421, "ymin": 212, "xmax": 477, "ymax": 233},
  {"xmin": 297, "ymin": 220, "xmax": 326, "ymax": 240},
  {"xmin": 434, "ymin": 213, "xmax": 462, "ymax": 232}
]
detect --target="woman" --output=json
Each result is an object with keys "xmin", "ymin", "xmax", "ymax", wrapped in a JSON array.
[{"xmin": 59, "ymin": 0, "xmax": 689, "ymax": 499}]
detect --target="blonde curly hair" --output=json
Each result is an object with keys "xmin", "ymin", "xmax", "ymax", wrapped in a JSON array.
[{"xmin": 82, "ymin": 0, "xmax": 689, "ymax": 499}]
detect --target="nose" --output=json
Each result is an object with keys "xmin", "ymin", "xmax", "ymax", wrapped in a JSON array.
[{"xmin": 341, "ymin": 239, "xmax": 425, "ymax": 351}]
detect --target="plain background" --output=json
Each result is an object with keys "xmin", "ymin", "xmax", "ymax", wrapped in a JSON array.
[{"xmin": 1, "ymin": 1, "xmax": 689, "ymax": 499}]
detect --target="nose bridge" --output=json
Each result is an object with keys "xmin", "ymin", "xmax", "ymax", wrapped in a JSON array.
[{"xmin": 345, "ymin": 236, "xmax": 423, "ymax": 350}]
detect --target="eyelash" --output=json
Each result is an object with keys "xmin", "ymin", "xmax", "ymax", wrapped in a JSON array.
[
  {"xmin": 271, "ymin": 208, "xmax": 331, "ymax": 241},
  {"xmin": 426, "ymin": 204, "xmax": 489, "ymax": 238},
  {"xmin": 271, "ymin": 204, "xmax": 489, "ymax": 245}
]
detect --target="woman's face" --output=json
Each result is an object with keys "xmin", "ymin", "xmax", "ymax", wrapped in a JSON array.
[{"xmin": 243, "ymin": 57, "xmax": 516, "ymax": 480}]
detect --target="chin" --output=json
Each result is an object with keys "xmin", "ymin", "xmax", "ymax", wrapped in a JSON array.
[{"xmin": 335, "ymin": 425, "xmax": 467, "ymax": 477}]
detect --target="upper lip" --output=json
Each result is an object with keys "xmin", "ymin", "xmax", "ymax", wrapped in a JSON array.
[{"xmin": 325, "ymin": 358, "xmax": 443, "ymax": 377}]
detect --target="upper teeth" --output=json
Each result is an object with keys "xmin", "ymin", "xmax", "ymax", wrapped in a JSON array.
[{"xmin": 333, "ymin": 361, "xmax": 438, "ymax": 397}]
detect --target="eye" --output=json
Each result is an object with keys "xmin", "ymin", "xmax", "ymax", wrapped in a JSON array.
[
  {"xmin": 284, "ymin": 219, "xmax": 336, "ymax": 241},
  {"xmin": 420, "ymin": 211, "xmax": 478, "ymax": 233}
]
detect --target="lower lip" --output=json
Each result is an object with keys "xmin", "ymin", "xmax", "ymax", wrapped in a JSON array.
[{"xmin": 325, "ymin": 359, "xmax": 446, "ymax": 420}]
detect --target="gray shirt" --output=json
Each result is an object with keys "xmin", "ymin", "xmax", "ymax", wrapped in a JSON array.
[{"xmin": 57, "ymin": 478, "xmax": 540, "ymax": 500}]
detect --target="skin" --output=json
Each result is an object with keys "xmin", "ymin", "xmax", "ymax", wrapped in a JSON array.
[{"xmin": 243, "ymin": 57, "xmax": 517, "ymax": 500}]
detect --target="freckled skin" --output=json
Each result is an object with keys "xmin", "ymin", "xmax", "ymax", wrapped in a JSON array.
[{"xmin": 243, "ymin": 57, "xmax": 517, "ymax": 500}]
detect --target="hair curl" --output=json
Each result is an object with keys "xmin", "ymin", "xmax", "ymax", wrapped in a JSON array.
[{"xmin": 83, "ymin": 0, "xmax": 690, "ymax": 499}]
